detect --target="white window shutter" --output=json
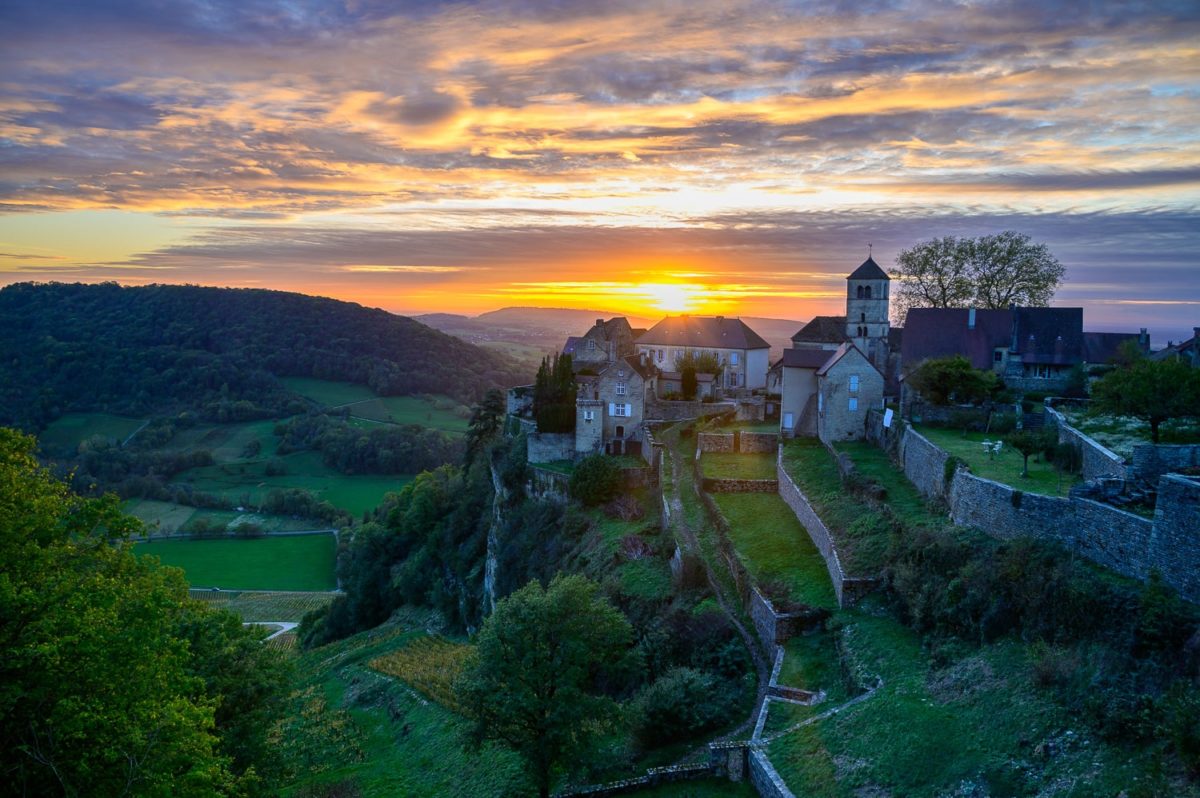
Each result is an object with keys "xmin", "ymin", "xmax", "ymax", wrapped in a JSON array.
[{"xmin": 609, "ymin": 403, "xmax": 616, "ymax": 415}]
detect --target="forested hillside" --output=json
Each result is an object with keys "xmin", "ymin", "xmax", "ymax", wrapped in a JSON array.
[{"xmin": 0, "ymin": 282, "xmax": 525, "ymax": 430}]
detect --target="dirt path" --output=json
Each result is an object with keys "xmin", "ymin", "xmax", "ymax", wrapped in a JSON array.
[
  {"xmin": 661, "ymin": 436, "xmax": 770, "ymax": 756},
  {"xmin": 242, "ymin": 621, "xmax": 298, "ymax": 640}
]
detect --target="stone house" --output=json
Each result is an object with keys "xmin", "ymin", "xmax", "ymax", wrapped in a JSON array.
[
  {"xmin": 634, "ymin": 315, "xmax": 770, "ymax": 391},
  {"xmin": 816, "ymin": 344, "xmax": 884, "ymax": 441},
  {"xmin": 563, "ymin": 317, "xmax": 637, "ymax": 370},
  {"xmin": 574, "ymin": 354, "xmax": 657, "ymax": 456},
  {"xmin": 1152, "ymin": 327, "xmax": 1200, "ymax": 367}
]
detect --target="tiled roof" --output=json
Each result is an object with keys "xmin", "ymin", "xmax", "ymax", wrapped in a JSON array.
[
  {"xmin": 603, "ymin": 354, "xmax": 656, "ymax": 381},
  {"xmin": 847, "ymin": 256, "xmax": 890, "ymax": 281},
  {"xmin": 1083, "ymin": 332, "xmax": 1142, "ymax": 365},
  {"xmin": 816, "ymin": 342, "xmax": 881, "ymax": 377},
  {"xmin": 636, "ymin": 315, "xmax": 770, "ymax": 350},
  {"xmin": 775, "ymin": 348, "xmax": 835, "ymax": 369},
  {"xmin": 900, "ymin": 308, "xmax": 1012, "ymax": 371},
  {"xmin": 791, "ymin": 315, "xmax": 849, "ymax": 345}
]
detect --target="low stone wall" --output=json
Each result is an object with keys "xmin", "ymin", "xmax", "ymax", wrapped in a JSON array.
[
  {"xmin": 1154, "ymin": 475, "xmax": 1200, "ymax": 603},
  {"xmin": 740, "ymin": 432, "xmax": 779, "ymax": 453},
  {"xmin": 749, "ymin": 748, "xmax": 795, "ymax": 798},
  {"xmin": 527, "ymin": 432, "xmax": 575, "ymax": 464},
  {"xmin": 947, "ymin": 471, "xmax": 1075, "ymax": 544},
  {"xmin": 702, "ymin": 477, "xmax": 779, "ymax": 493},
  {"xmin": 775, "ymin": 450, "xmax": 874, "ymax": 608},
  {"xmin": 750, "ymin": 587, "xmax": 825, "ymax": 655},
  {"xmin": 899, "ymin": 428, "xmax": 951, "ymax": 500},
  {"xmin": 556, "ymin": 763, "xmax": 717, "ymax": 797},
  {"xmin": 698, "ymin": 431, "xmax": 735, "ymax": 452},
  {"xmin": 645, "ymin": 399, "xmax": 737, "ymax": 422},
  {"xmin": 1131, "ymin": 444, "xmax": 1200, "ymax": 484},
  {"xmin": 1044, "ymin": 405, "xmax": 1127, "ymax": 481},
  {"xmin": 527, "ymin": 466, "xmax": 570, "ymax": 501}
]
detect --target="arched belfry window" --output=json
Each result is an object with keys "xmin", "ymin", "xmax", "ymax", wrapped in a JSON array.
[
  {"xmin": 856, "ymin": 285, "xmax": 864, "ymax": 299},
  {"xmin": 864, "ymin": 286, "xmax": 872, "ymax": 299}
]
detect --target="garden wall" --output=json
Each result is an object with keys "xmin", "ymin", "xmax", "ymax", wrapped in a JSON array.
[
  {"xmin": 527, "ymin": 467, "xmax": 570, "ymax": 502},
  {"xmin": 1130, "ymin": 444, "xmax": 1200, "ymax": 484},
  {"xmin": 1044, "ymin": 405, "xmax": 1127, "ymax": 481},
  {"xmin": 698, "ymin": 432, "xmax": 735, "ymax": 452},
  {"xmin": 527, "ymin": 432, "xmax": 574, "ymax": 464},
  {"xmin": 750, "ymin": 587, "xmax": 825, "ymax": 653},
  {"xmin": 748, "ymin": 748, "xmax": 795, "ymax": 798},
  {"xmin": 702, "ymin": 477, "xmax": 779, "ymax": 493},
  {"xmin": 1153, "ymin": 475, "xmax": 1200, "ymax": 603},
  {"xmin": 740, "ymin": 432, "xmax": 779, "ymax": 453},
  {"xmin": 645, "ymin": 399, "xmax": 736, "ymax": 421},
  {"xmin": 899, "ymin": 428, "xmax": 951, "ymax": 500}
]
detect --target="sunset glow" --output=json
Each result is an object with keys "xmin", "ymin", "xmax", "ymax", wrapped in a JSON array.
[{"xmin": 0, "ymin": 1, "xmax": 1197, "ymax": 339}]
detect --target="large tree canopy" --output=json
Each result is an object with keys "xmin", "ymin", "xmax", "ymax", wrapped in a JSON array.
[
  {"xmin": 1092, "ymin": 356, "xmax": 1200, "ymax": 443},
  {"xmin": 456, "ymin": 574, "xmax": 633, "ymax": 797},
  {"xmin": 892, "ymin": 231, "xmax": 1066, "ymax": 324},
  {"xmin": 0, "ymin": 428, "xmax": 290, "ymax": 797}
]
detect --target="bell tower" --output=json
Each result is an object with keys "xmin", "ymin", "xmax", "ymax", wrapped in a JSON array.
[{"xmin": 845, "ymin": 253, "xmax": 891, "ymax": 368}]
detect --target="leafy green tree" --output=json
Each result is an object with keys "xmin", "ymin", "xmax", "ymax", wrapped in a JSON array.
[
  {"xmin": 1092, "ymin": 357, "xmax": 1200, "ymax": 444},
  {"xmin": 0, "ymin": 427, "xmax": 286, "ymax": 797},
  {"xmin": 569, "ymin": 454, "xmax": 622, "ymax": 506},
  {"xmin": 1005, "ymin": 427, "xmax": 1055, "ymax": 477},
  {"xmin": 906, "ymin": 355, "xmax": 998, "ymax": 405},
  {"xmin": 457, "ymin": 575, "xmax": 633, "ymax": 798},
  {"xmin": 674, "ymin": 350, "xmax": 722, "ymax": 400},
  {"xmin": 681, "ymin": 362, "xmax": 698, "ymax": 400},
  {"xmin": 892, "ymin": 232, "xmax": 1065, "ymax": 324}
]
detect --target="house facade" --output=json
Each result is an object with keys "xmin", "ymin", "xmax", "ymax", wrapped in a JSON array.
[
  {"xmin": 1152, "ymin": 327, "xmax": 1200, "ymax": 367},
  {"xmin": 816, "ymin": 344, "xmax": 884, "ymax": 442},
  {"xmin": 573, "ymin": 355, "xmax": 657, "ymax": 456},
  {"xmin": 634, "ymin": 315, "xmax": 770, "ymax": 391},
  {"xmin": 565, "ymin": 317, "xmax": 637, "ymax": 370}
]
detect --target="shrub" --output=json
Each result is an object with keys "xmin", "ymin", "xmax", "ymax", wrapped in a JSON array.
[
  {"xmin": 943, "ymin": 456, "xmax": 966, "ymax": 490},
  {"xmin": 570, "ymin": 455, "xmax": 622, "ymax": 506},
  {"xmin": 632, "ymin": 667, "xmax": 732, "ymax": 748},
  {"xmin": 605, "ymin": 493, "xmax": 645, "ymax": 521}
]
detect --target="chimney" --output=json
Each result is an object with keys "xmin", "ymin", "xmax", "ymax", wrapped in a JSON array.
[
  {"xmin": 968, "ymin": 308, "xmax": 976, "ymax": 330},
  {"xmin": 1139, "ymin": 327, "xmax": 1149, "ymax": 351},
  {"xmin": 595, "ymin": 318, "xmax": 604, "ymax": 328}
]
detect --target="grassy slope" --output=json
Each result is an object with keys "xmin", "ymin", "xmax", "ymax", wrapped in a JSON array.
[
  {"xmin": 134, "ymin": 533, "xmax": 337, "ymax": 591},
  {"xmin": 281, "ymin": 377, "xmax": 469, "ymax": 434},
  {"xmin": 188, "ymin": 589, "xmax": 336, "ymax": 622},
  {"xmin": 918, "ymin": 426, "xmax": 1080, "ymax": 498},
  {"xmin": 123, "ymin": 499, "xmax": 319, "ymax": 535},
  {"xmin": 701, "ymin": 452, "xmax": 777, "ymax": 480}
]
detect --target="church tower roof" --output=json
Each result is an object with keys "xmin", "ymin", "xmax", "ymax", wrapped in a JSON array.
[{"xmin": 846, "ymin": 256, "xmax": 889, "ymax": 281}]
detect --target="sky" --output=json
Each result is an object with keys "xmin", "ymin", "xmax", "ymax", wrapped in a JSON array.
[{"xmin": 1, "ymin": 0, "xmax": 1198, "ymax": 342}]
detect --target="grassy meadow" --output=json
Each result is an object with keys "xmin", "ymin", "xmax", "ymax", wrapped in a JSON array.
[
  {"xmin": 134, "ymin": 533, "xmax": 337, "ymax": 591},
  {"xmin": 124, "ymin": 499, "xmax": 319, "ymax": 535},
  {"xmin": 38, "ymin": 412, "xmax": 146, "ymax": 454},
  {"xmin": 701, "ymin": 451, "xmax": 777, "ymax": 480},
  {"xmin": 281, "ymin": 377, "xmax": 469, "ymax": 435}
]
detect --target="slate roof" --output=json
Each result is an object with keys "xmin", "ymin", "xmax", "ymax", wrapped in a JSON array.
[
  {"xmin": 636, "ymin": 315, "xmax": 770, "ymax": 350},
  {"xmin": 1012, "ymin": 308, "xmax": 1083, "ymax": 364},
  {"xmin": 604, "ymin": 354, "xmax": 656, "ymax": 381},
  {"xmin": 816, "ymin": 342, "xmax": 881, "ymax": 377},
  {"xmin": 900, "ymin": 307, "xmax": 1013, "ymax": 371},
  {"xmin": 791, "ymin": 315, "xmax": 849, "ymax": 345},
  {"xmin": 775, "ymin": 348, "xmax": 836, "ymax": 369},
  {"xmin": 847, "ymin": 256, "xmax": 890, "ymax": 281},
  {"xmin": 563, "ymin": 336, "xmax": 582, "ymax": 355},
  {"xmin": 1083, "ymin": 332, "xmax": 1142, "ymax": 365}
]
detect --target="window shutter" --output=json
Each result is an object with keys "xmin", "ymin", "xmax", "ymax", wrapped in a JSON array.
[{"xmin": 609, "ymin": 403, "xmax": 616, "ymax": 416}]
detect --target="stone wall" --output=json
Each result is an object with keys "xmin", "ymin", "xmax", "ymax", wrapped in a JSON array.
[
  {"xmin": 702, "ymin": 477, "xmax": 779, "ymax": 493},
  {"xmin": 527, "ymin": 432, "xmax": 574, "ymax": 464},
  {"xmin": 775, "ymin": 449, "xmax": 873, "ymax": 608},
  {"xmin": 527, "ymin": 466, "xmax": 570, "ymax": 502},
  {"xmin": 899, "ymin": 428, "xmax": 951, "ymax": 500},
  {"xmin": 698, "ymin": 431, "xmax": 735, "ymax": 452},
  {"xmin": 506, "ymin": 384, "xmax": 534, "ymax": 416},
  {"xmin": 740, "ymin": 432, "xmax": 779, "ymax": 453},
  {"xmin": 1130, "ymin": 444, "xmax": 1200, "ymax": 484},
  {"xmin": 947, "ymin": 471, "xmax": 1074, "ymax": 544},
  {"xmin": 1044, "ymin": 405, "xmax": 1127, "ymax": 481},
  {"xmin": 749, "ymin": 587, "xmax": 826, "ymax": 655},
  {"xmin": 1153, "ymin": 475, "xmax": 1200, "ymax": 603},
  {"xmin": 645, "ymin": 398, "xmax": 736, "ymax": 421},
  {"xmin": 748, "ymin": 748, "xmax": 795, "ymax": 798}
]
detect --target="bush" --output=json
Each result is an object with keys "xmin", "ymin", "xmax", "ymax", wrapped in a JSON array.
[
  {"xmin": 632, "ymin": 667, "xmax": 732, "ymax": 748},
  {"xmin": 605, "ymin": 493, "xmax": 645, "ymax": 521},
  {"xmin": 569, "ymin": 455, "xmax": 622, "ymax": 506}
]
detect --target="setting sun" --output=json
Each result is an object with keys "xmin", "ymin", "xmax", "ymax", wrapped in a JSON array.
[{"xmin": 642, "ymin": 283, "xmax": 696, "ymax": 313}]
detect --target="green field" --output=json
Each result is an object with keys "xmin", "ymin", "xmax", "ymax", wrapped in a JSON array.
[
  {"xmin": 39, "ymin": 412, "xmax": 146, "ymax": 454},
  {"xmin": 281, "ymin": 377, "xmax": 469, "ymax": 434},
  {"xmin": 124, "ymin": 499, "xmax": 320, "ymax": 535},
  {"xmin": 171, "ymin": 450, "xmax": 413, "ymax": 516},
  {"xmin": 701, "ymin": 451, "xmax": 777, "ymax": 480},
  {"xmin": 918, "ymin": 425, "xmax": 1081, "ymax": 497},
  {"xmin": 135, "ymin": 533, "xmax": 337, "ymax": 591}
]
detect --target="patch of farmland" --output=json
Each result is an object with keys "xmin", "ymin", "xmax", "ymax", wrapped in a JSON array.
[
  {"xmin": 136, "ymin": 533, "xmax": 336, "ymax": 591},
  {"xmin": 280, "ymin": 376, "xmax": 377, "ymax": 406},
  {"xmin": 188, "ymin": 589, "xmax": 337, "ymax": 622},
  {"xmin": 123, "ymin": 499, "xmax": 320, "ymax": 535},
  {"xmin": 38, "ymin": 412, "xmax": 146, "ymax": 454}
]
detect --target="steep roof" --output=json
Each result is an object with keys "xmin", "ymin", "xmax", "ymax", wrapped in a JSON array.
[
  {"xmin": 791, "ymin": 315, "xmax": 848, "ymax": 345},
  {"xmin": 847, "ymin": 256, "xmax": 889, "ymax": 281},
  {"xmin": 601, "ymin": 354, "xmax": 656, "ymax": 381},
  {"xmin": 636, "ymin": 315, "xmax": 770, "ymax": 350},
  {"xmin": 1013, "ymin": 307, "xmax": 1083, "ymax": 365},
  {"xmin": 1083, "ymin": 331, "xmax": 1142, "ymax": 365},
  {"xmin": 563, "ymin": 336, "xmax": 582, "ymax": 355},
  {"xmin": 816, "ymin": 342, "xmax": 882, "ymax": 377},
  {"xmin": 900, "ymin": 308, "xmax": 1012, "ymax": 371},
  {"xmin": 775, "ymin": 348, "xmax": 836, "ymax": 369}
]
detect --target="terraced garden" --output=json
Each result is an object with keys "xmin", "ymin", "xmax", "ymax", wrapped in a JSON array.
[
  {"xmin": 700, "ymin": 451, "xmax": 776, "ymax": 480},
  {"xmin": 917, "ymin": 425, "xmax": 1080, "ymax": 497}
]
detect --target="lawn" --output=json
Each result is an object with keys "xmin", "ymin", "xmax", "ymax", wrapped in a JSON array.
[
  {"xmin": 187, "ymin": 589, "xmax": 336, "ymax": 622},
  {"xmin": 124, "ymin": 499, "xmax": 319, "ymax": 535},
  {"xmin": 701, "ymin": 451, "xmax": 777, "ymax": 480},
  {"xmin": 38, "ymin": 412, "xmax": 146, "ymax": 454},
  {"xmin": 712, "ymin": 493, "xmax": 837, "ymax": 609},
  {"xmin": 1060, "ymin": 409, "xmax": 1200, "ymax": 459},
  {"xmin": 833, "ymin": 442, "xmax": 945, "ymax": 529},
  {"xmin": 134, "ymin": 533, "xmax": 337, "ymax": 590},
  {"xmin": 171, "ymin": 450, "xmax": 413, "ymax": 516},
  {"xmin": 917, "ymin": 426, "xmax": 1081, "ymax": 497},
  {"xmin": 780, "ymin": 439, "xmax": 891, "ymax": 574}
]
